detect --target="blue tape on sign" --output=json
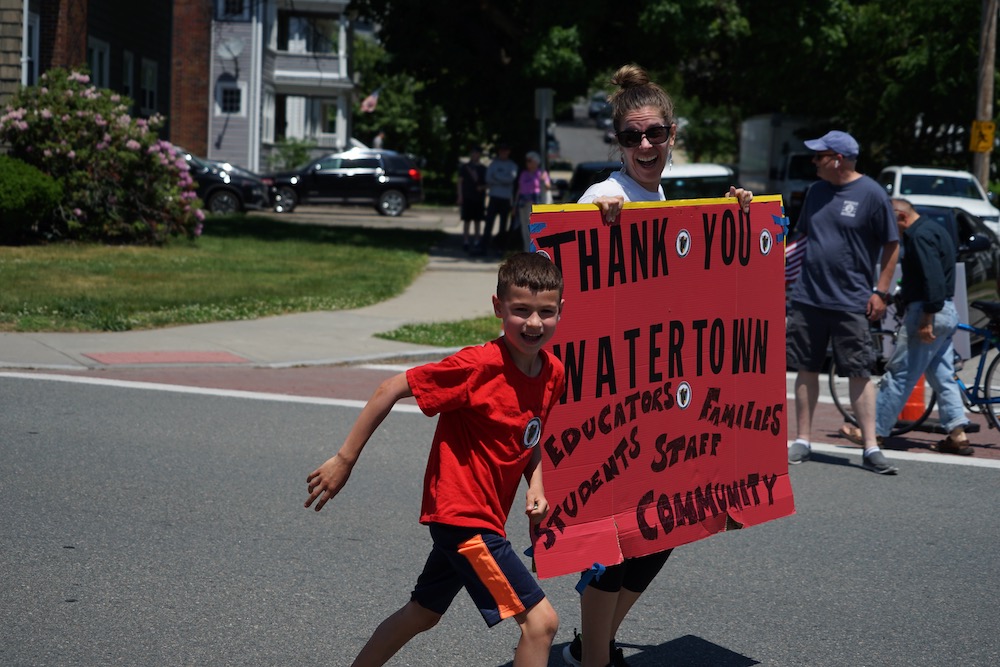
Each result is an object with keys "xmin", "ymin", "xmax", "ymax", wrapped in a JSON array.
[
  {"xmin": 523, "ymin": 546, "xmax": 534, "ymax": 558},
  {"xmin": 773, "ymin": 213, "xmax": 790, "ymax": 243},
  {"xmin": 575, "ymin": 563, "xmax": 607, "ymax": 595}
]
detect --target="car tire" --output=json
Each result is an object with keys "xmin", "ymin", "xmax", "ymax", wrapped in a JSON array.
[
  {"xmin": 274, "ymin": 186, "xmax": 298, "ymax": 213},
  {"xmin": 376, "ymin": 190, "xmax": 407, "ymax": 217},
  {"xmin": 206, "ymin": 189, "xmax": 241, "ymax": 215}
]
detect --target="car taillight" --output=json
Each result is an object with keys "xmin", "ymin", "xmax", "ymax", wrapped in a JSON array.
[
  {"xmin": 408, "ymin": 168, "xmax": 421, "ymax": 181},
  {"xmin": 260, "ymin": 177, "xmax": 274, "ymax": 186}
]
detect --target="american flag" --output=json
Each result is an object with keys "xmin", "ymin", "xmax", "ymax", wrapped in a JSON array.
[
  {"xmin": 784, "ymin": 235, "xmax": 807, "ymax": 286},
  {"xmin": 360, "ymin": 88, "xmax": 380, "ymax": 113}
]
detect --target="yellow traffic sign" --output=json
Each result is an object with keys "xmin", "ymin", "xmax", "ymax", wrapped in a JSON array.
[{"xmin": 969, "ymin": 120, "xmax": 995, "ymax": 153}]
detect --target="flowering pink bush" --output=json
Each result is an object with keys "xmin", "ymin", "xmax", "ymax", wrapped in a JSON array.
[{"xmin": 0, "ymin": 68, "xmax": 202, "ymax": 244}]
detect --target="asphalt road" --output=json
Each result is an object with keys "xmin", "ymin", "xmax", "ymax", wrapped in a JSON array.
[{"xmin": 3, "ymin": 373, "xmax": 1000, "ymax": 667}]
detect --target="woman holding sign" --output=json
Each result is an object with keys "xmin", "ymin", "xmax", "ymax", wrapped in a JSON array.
[{"xmin": 564, "ymin": 63, "xmax": 752, "ymax": 667}]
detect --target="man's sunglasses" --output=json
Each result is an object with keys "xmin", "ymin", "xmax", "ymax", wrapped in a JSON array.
[{"xmin": 616, "ymin": 125, "xmax": 671, "ymax": 148}]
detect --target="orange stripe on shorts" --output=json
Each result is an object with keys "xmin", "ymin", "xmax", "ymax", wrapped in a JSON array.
[{"xmin": 457, "ymin": 534, "xmax": 525, "ymax": 620}]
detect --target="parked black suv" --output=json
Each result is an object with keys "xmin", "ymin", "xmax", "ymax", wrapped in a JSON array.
[
  {"xmin": 176, "ymin": 148, "xmax": 272, "ymax": 215},
  {"xmin": 267, "ymin": 148, "xmax": 423, "ymax": 217}
]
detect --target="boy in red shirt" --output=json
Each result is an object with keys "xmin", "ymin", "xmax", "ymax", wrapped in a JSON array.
[{"xmin": 305, "ymin": 251, "xmax": 566, "ymax": 667}]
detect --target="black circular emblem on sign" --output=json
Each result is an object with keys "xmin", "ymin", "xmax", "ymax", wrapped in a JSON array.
[
  {"xmin": 759, "ymin": 229, "xmax": 773, "ymax": 256},
  {"xmin": 675, "ymin": 229, "xmax": 692, "ymax": 258},
  {"xmin": 676, "ymin": 381, "xmax": 693, "ymax": 410}
]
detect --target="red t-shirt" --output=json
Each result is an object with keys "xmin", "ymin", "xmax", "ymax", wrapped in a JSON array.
[{"xmin": 406, "ymin": 338, "xmax": 565, "ymax": 537}]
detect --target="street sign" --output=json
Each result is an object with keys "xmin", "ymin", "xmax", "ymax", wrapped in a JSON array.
[
  {"xmin": 969, "ymin": 120, "xmax": 995, "ymax": 153},
  {"xmin": 535, "ymin": 88, "xmax": 555, "ymax": 120}
]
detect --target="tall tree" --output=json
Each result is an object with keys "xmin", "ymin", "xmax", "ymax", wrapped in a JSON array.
[{"xmin": 350, "ymin": 0, "xmax": 996, "ymax": 181}]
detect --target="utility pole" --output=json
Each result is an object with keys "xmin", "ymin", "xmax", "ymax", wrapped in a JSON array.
[{"xmin": 973, "ymin": 0, "xmax": 998, "ymax": 187}]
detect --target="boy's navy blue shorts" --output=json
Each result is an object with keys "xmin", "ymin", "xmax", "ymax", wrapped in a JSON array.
[{"xmin": 411, "ymin": 523, "xmax": 544, "ymax": 627}]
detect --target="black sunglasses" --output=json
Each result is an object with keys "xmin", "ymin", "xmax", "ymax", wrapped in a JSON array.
[{"xmin": 616, "ymin": 125, "xmax": 671, "ymax": 148}]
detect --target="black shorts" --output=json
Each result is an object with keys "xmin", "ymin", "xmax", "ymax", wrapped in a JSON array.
[
  {"xmin": 411, "ymin": 523, "xmax": 544, "ymax": 627},
  {"xmin": 460, "ymin": 199, "xmax": 486, "ymax": 221},
  {"xmin": 587, "ymin": 549, "xmax": 673, "ymax": 594},
  {"xmin": 786, "ymin": 302, "xmax": 873, "ymax": 377}
]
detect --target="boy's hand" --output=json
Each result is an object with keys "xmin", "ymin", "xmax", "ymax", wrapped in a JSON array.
[
  {"xmin": 525, "ymin": 493, "xmax": 549, "ymax": 526},
  {"xmin": 305, "ymin": 453, "xmax": 354, "ymax": 512}
]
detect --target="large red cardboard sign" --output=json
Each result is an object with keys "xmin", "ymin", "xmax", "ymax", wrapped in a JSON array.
[{"xmin": 527, "ymin": 196, "xmax": 795, "ymax": 580}]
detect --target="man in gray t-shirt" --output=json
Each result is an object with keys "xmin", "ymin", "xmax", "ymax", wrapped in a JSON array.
[
  {"xmin": 481, "ymin": 144, "xmax": 519, "ymax": 255},
  {"xmin": 786, "ymin": 131, "xmax": 900, "ymax": 474}
]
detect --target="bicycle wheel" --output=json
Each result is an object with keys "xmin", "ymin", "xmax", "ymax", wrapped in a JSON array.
[
  {"xmin": 828, "ymin": 360, "xmax": 937, "ymax": 436},
  {"xmin": 983, "ymin": 350, "xmax": 1000, "ymax": 431}
]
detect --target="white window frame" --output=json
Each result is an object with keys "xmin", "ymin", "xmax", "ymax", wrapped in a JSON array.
[
  {"xmin": 87, "ymin": 37, "xmax": 110, "ymax": 88},
  {"xmin": 140, "ymin": 59, "xmax": 158, "ymax": 115},
  {"xmin": 215, "ymin": 80, "xmax": 247, "ymax": 117}
]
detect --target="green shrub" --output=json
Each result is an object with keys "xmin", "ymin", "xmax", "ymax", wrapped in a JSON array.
[
  {"xmin": 269, "ymin": 138, "xmax": 316, "ymax": 171},
  {"xmin": 0, "ymin": 154, "xmax": 62, "ymax": 243},
  {"xmin": 0, "ymin": 68, "xmax": 203, "ymax": 244}
]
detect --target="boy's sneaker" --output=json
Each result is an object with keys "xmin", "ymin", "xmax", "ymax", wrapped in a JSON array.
[
  {"xmin": 862, "ymin": 450, "xmax": 898, "ymax": 475},
  {"xmin": 788, "ymin": 441, "xmax": 811, "ymax": 464},
  {"xmin": 562, "ymin": 630, "xmax": 630, "ymax": 667}
]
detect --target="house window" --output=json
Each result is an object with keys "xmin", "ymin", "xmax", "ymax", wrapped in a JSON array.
[
  {"xmin": 140, "ymin": 59, "xmax": 158, "ymax": 114},
  {"xmin": 25, "ymin": 12, "xmax": 39, "ymax": 85},
  {"xmin": 321, "ymin": 101, "xmax": 338, "ymax": 133},
  {"xmin": 215, "ymin": 80, "xmax": 247, "ymax": 117},
  {"xmin": 217, "ymin": 0, "xmax": 250, "ymax": 21},
  {"xmin": 221, "ymin": 86, "xmax": 241, "ymax": 114},
  {"xmin": 122, "ymin": 51, "xmax": 134, "ymax": 99},
  {"xmin": 87, "ymin": 37, "xmax": 110, "ymax": 88},
  {"xmin": 277, "ymin": 12, "xmax": 339, "ymax": 53},
  {"xmin": 263, "ymin": 90, "xmax": 275, "ymax": 143}
]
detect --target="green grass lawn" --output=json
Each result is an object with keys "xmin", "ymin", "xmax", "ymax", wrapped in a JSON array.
[
  {"xmin": 0, "ymin": 215, "xmax": 444, "ymax": 333},
  {"xmin": 374, "ymin": 316, "xmax": 502, "ymax": 347}
]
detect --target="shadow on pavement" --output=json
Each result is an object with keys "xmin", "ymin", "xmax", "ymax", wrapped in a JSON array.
[
  {"xmin": 498, "ymin": 635, "xmax": 760, "ymax": 667},
  {"xmin": 803, "ymin": 450, "xmax": 856, "ymax": 468}
]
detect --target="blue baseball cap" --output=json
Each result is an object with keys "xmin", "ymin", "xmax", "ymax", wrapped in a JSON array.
[{"xmin": 804, "ymin": 130, "xmax": 859, "ymax": 160}]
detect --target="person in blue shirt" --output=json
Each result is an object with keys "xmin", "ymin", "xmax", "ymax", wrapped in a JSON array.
[{"xmin": 786, "ymin": 130, "xmax": 901, "ymax": 474}]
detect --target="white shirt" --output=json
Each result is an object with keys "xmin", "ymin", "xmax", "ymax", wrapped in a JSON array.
[{"xmin": 578, "ymin": 169, "xmax": 664, "ymax": 204}]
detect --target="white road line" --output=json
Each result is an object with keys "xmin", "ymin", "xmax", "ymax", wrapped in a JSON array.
[
  {"xmin": 5, "ymin": 371, "xmax": 995, "ymax": 469},
  {"xmin": 0, "ymin": 372, "xmax": 424, "ymax": 414},
  {"xmin": 359, "ymin": 363, "xmax": 419, "ymax": 373}
]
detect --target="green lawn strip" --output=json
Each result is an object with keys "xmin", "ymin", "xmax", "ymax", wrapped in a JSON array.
[
  {"xmin": 376, "ymin": 315, "xmax": 502, "ymax": 348},
  {"xmin": 0, "ymin": 215, "xmax": 443, "ymax": 332}
]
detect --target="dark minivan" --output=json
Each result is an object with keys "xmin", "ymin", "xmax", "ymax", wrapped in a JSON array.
[{"xmin": 268, "ymin": 148, "xmax": 423, "ymax": 217}]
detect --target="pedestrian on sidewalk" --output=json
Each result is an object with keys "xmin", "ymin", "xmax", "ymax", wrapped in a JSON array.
[
  {"xmin": 841, "ymin": 198, "xmax": 973, "ymax": 455},
  {"xmin": 305, "ymin": 251, "xmax": 566, "ymax": 667},
  {"xmin": 786, "ymin": 130, "xmax": 900, "ymax": 474},
  {"xmin": 514, "ymin": 151, "xmax": 551, "ymax": 252},
  {"xmin": 482, "ymin": 142, "xmax": 519, "ymax": 255},
  {"xmin": 457, "ymin": 145, "xmax": 488, "ymax": 253}
]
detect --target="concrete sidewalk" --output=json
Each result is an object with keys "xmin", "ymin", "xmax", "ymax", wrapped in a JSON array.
[{"xmin": 0, "ymin": 209, "xmax": 503, "ymax": 370}]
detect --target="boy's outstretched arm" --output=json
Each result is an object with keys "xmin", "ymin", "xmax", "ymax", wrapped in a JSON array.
[
  {"xmin": 305, "ymin": 372, "xmax": 413, "ymax": 512},
  {"xmin": 522, "ymin": 447, "xmax": 549, "ymax": 526}
]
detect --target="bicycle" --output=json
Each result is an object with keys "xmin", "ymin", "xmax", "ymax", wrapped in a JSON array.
[{"xmin": 829, "ymin": 300, "xmax": 1000, "ymax": 435}]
